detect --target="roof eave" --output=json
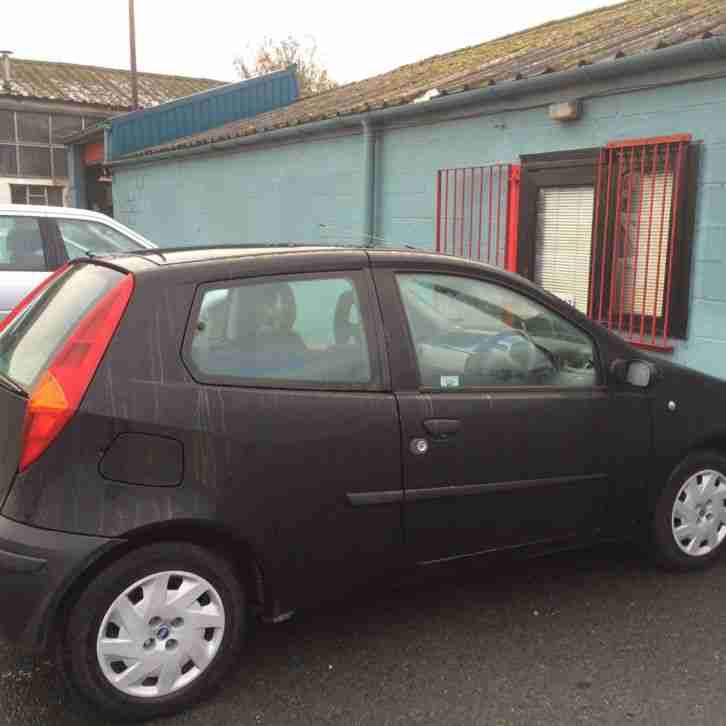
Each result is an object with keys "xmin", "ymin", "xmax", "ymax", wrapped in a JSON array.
[{"xmin": 109, "ymin": 34, "xmax": 726, "ymax": 169}]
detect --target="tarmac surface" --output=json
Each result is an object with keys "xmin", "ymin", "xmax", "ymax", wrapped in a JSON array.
[{"xmin": 1, "ymin": 543, "xmax": 724, "ymax": 726}]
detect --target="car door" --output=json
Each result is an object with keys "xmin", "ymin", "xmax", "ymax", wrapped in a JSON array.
[
  {"xmin": 0, "ymin": 215, "xmax": 59, "ymax": 318},
  {"xmin": 372, "ymin": 256, "xmax": 649, "ymax": 564},
  {"xmin": 182, "ymin": 259, "xmax": 405, "ymax": 605}
]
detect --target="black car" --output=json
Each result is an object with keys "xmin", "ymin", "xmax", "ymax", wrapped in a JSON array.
[{"xmin": 0, "ymin": 246, "xmax": 724, "ymax": 720}]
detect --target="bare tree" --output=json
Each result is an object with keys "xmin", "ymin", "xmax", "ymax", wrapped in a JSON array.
[{"xmin": 234, "ymin": 35, "xmax": 338, "ymax": 96}]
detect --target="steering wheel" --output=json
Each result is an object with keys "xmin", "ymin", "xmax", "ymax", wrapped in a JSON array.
[
  {"xmin": 469, "ymin": 330, "xmax": 559, "ymax": 383},
  {"xmin": 334, "ymin": 291, "xmax": 362, "ymax": 344}
]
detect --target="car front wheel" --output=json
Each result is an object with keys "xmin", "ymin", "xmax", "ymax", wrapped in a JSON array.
[
  {"xmin": 59, "ymin": 542, "xmax": 245, "ymax": 721},
  {"xmin": 652, "ymin": 451, "xmax": 726, "ymax": 570}
]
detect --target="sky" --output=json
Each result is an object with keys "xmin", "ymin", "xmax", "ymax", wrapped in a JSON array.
[{"xmin": 8, "ymin": 0, "xmax": 625, "ymax": 84}]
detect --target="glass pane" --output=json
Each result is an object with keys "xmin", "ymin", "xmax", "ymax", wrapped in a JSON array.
[
  {"xmin": 16, "ymin": 112, "xmax": 49, "ymax": 143},
  {"xmin": 0, "ymin": 264, "xmax": 123, "ymax": 389},
  {"xmin": 27, "ymin": 188, "xmax": 47, "ymax": 205},
  {"xmin": 18, "ymin": 146, "xmax": 51, "ymax": 177},
  {"xmin": 47, "ymin": 187, "xmax": 64, "ymax": 206},
  {"xmin": 189, "ymin": 276, "xmax": 372, "ymax": 385},
  {"xmin": 0, "ymin": 145, "xmax": 18, "ymax": 176},
  {"xmin": 535, "ymin": 186, "xmax": 595, "ymax": 314},
  {"xmin": 10, "ymin": 186, "xmax": 26, "ymax": 204},
  {"xmin": 619, "ymin": 171, "xmax": 673, "ymax": 318},
  {"xmin": 51, "ymin": 114, "xmax": 83, "ymax": 143},
  {"xmin": 0, "ymin": 111, "xmax": 14, "ymax": 142},
  {"xmin": 0, "ymin": 216, "xmax": 47, "ymax": 273},
  {"xmin": 57, "ymin": 220, "xmax": 144, "ymax": 259},
  {"xmin": 396, "ymin": 273, "xmax": 597, "ymax": 389},
  {"xmin": 52, "ymin": 148, "xmax": 68, "ymax": 178}
]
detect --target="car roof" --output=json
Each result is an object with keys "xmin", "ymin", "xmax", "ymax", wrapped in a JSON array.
[
  {"xmin": 99, "ymin": 244, "xmax": 352, "ymax": 267},
  {"xmin": 0, "ymin": 204, "xmax": 116, "ymax": 222},
  {"xmin": 89, "ymin": 243, "xmax": 510, "ymax": 280},
  {"xmin": 0, "ymin": 204, "xmax": 155, "ymax": 248}
]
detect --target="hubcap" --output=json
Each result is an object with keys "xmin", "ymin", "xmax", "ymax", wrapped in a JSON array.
[
  {"xmin": 96, "ymin": 571, "xmax": 225, "ymax": 698},
  {"xmin": 671, "ymin": 469, "xmax": 726, "ymax": 557}
]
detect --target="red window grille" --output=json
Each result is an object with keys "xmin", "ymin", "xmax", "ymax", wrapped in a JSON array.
[
  {"xmin": 589, "ymin": 134, "xmax": 691, "ymax": 351},
  {"xmin": 436, "ymin": 164, "xmax": 520, "ymax": 272}
]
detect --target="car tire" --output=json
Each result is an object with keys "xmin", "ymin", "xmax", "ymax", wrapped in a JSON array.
[
  {"xmin": 58, "ymin": 542, "xmax": 245, "ymax": 722},
  {"xmin": 651, "ymin": 451, "xmax": 726, "ymax": 571}
]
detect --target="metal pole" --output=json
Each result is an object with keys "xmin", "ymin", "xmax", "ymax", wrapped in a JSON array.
[{"xmin": 129, "ymin": 0, "xmax": 139, "ymax": 109}]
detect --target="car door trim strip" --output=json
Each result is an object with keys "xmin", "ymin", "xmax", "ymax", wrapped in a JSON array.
[{"xmin": 347, "ymin": 473, "xmax": 606, "ymax": 507}]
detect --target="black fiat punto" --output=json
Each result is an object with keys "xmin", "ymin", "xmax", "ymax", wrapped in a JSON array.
[{"xmin": 0, "ymin": 245, "xmax": 724, "ymax": 720}]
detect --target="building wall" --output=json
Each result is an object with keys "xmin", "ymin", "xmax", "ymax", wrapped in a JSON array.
[
  {"xmin": 112, "ymin": 60, "xmax": 726, "ymax": 377},
  {"xmin": 114, "ymin": 132, "xmax": 365, "ymax": 245}
]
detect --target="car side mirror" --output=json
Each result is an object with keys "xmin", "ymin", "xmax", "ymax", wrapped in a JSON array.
[{"xmin": 610, "ymin": 359, "xmax": 658, "ymax": 388}]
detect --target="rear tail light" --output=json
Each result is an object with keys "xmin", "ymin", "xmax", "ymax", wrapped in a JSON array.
[
  {"xmin": 0, "ymin": 264, "xmax": 69, "ymax": 334},
  {"xmin": 19, "ymin": 273, "xmax": 134, "ymax": 471}
]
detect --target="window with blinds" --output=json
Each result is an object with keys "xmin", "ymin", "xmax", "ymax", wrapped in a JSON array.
[
  {"xmin": 518, "ymin": 136, "xmax": 695, "ymax": 351},
  {"xmin": 534, "ymin": 186, "xmax": 594, "ymax": 314},
  {"xmin": 589, "ymin": 136, "xmax": 691, "ymax": 350},
  {"xmin": 616, "ymin": 171, "xmax": 673, "ymax": 318}
]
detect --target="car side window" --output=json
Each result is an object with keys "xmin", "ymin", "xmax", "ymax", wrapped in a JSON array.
[
  {"xmin": 396, "ymin": 273, "xmax": 598, "ymax": 389},
  {"xmin": 187, "ymin": 274, "xmax": 373, "ymax": 386},
  {"xmin": 0, "ymin": 216, "xmax": 48, "ymax": 271},
  {"xmin": 56, "ymin": 219, "xmax": 143, "ymax": 259}
]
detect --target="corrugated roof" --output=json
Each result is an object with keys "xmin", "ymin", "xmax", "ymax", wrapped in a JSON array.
[
  {"xmin": 131, "ymin": 0, "xmax": 726, "ymax": 159},
  {"xmin": 2, "ymin": 57, "xmax": 226, "ymax": 110}
]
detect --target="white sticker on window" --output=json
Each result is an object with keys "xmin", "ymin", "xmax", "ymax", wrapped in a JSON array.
[
  {"xmin": 440, "ymin": 375, "xmax": 460, "ymax": 388},
  {"xmin": 554, "ymin": 292, "xmax": 577, "ymax": 307}
]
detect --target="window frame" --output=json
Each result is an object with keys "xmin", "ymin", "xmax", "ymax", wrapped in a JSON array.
[
  {"xmin": 517, "ymin": 143, "xmax": 699, "ymax": 342},
  {"xmin": 381, "ymin": 267, "xmax": 604, "ymax": 394},
  {"xmin": 181, "ymin": 269, "xmax": 388, "ymax": 393},
  {"xmin": 1, "ymin": 110, "xmax": 89, "ymax": 179},
  {"xmin": 9, "ymin": 184, "xmax": 66, "ymax": 206}
]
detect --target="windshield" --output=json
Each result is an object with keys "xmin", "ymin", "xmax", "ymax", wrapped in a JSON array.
[
  {"xmin": 56, "ymin": 220, "xmax": 146, "ymax": 259},
  {"xmin": 0, "ymin": 264, "xmax": 124, "ymax": 390}
]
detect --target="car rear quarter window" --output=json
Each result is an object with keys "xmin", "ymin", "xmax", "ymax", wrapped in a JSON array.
[
  {"xmin": 0, "ymin": 263, "xmax": 124, "ymax": 390},
  {"xmin": 0, "ymin": 216, "xmax": 47, "ymax": 271},
  {"xmin": 185, "ymin": 274, "xmax": 374, "ymax": 388}
]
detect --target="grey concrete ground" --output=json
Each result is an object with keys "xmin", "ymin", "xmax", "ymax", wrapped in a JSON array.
[{"xmin": 1, "ymin": 544, "xmax": 725, "ymax": 726}]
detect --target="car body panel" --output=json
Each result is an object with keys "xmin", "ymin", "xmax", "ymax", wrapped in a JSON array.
[
  {"xmin": 2, "ymin": 251, "xmax": 404, "ymax": 610},
  {"xmin": 0, "ymin": 245, "xmax": 724, "ymax": 648},
  {"xmin": 0, "ymin": 271, "xmax": 49, "ymax": 317}
]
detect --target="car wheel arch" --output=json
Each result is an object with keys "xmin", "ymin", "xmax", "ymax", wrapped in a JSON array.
[
  {"xmin": 687, "ymin": 435, "xmax": 726, "ymax": 460},
  {"xmin": 45, "ymin": 519, "xmax": 270, "ymax": 653}
]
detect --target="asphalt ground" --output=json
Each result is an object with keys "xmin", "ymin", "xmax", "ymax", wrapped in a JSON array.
[{"xmin": 1, "ymin": 543, "xmax": 724, "ymax": 726}]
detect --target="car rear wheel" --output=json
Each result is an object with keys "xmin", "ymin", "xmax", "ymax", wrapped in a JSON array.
[
  {"xmin": 59, "ymin": 542, "xmax": 245, "ymax": 721},
  {"xmin": 652, "ymin": 451, "xmax": 726, "ymax": 570}
]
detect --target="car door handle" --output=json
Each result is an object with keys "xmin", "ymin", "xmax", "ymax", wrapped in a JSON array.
[{"xmin": 423, "ymin": 418, "xmax": 461, "ymax": 439}]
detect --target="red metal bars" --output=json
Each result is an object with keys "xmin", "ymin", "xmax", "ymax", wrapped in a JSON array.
[
  {"xmin": 435, "ymin": 163, "xmax": 520, "ymax": 271},
  {"xmin": 505, "ymin": 166, "xmax": 521, "ymax": 273},
  {"xmin": 590, "ymin": 136, "xmax": 690, "ymax": 351}
]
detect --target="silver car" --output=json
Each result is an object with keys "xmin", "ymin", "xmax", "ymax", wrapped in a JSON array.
[{"xmin": 0, "ymin": 205, "xmax": 155, "ymax": 319}]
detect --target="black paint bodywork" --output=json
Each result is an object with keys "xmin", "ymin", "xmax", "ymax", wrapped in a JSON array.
[{"xmin": 2, "ymin": 246, "xmax": 726, "ymax": 648}]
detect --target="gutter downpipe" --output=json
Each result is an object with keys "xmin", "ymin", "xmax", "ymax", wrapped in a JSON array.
[
  {"xmin": 108, "ymin": 36, "xmax": 726, "ymax": 168},
  {"xmin": 361, "ymin": 119, "xmax": 376, "ymax": 245}
]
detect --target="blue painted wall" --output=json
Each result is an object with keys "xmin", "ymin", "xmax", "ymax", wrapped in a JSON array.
[
  {"xmin": 113, "ymin": 59, "xmax": 726, "ymax": 378},
  {"xmin": 109, "ymin": 68, "xmax": 298, "ymax": 159},
  {"xmin": 115, "ymin": 131, "xmax": 364, "ymax": 245}
]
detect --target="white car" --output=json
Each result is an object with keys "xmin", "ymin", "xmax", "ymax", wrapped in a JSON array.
[{"xmin": 0, "ymin": 205, "xmax": 155, "ymax": 318}]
